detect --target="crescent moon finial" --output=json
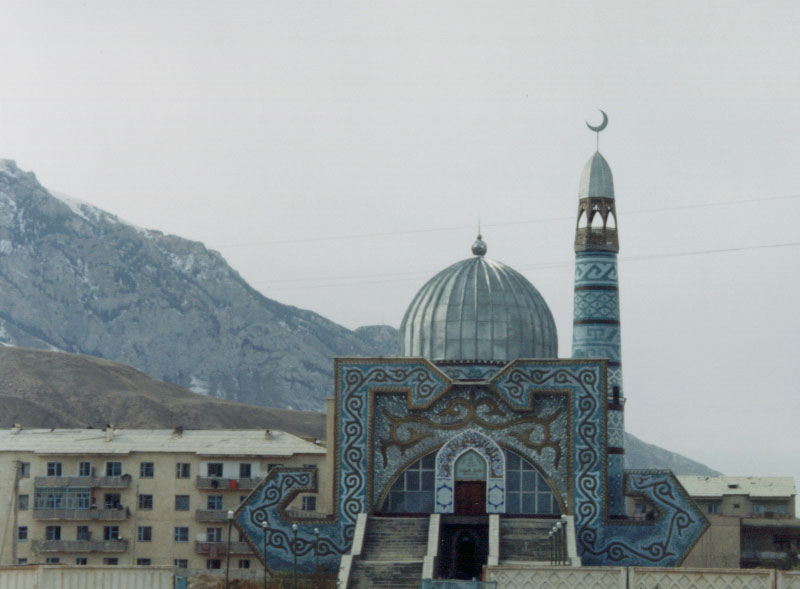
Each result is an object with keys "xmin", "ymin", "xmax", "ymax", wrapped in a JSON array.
[{"xmin": 586, "ymin": 110, "xmax": 608, "ymax": 133}]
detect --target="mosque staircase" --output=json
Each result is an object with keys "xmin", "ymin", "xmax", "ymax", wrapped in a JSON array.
[
  {"xmin": 498, "ymin": 518, "xmax": 554, "ymax": 563},
  {"xmin": 347, "ymin": 516, "xmax": 429, "ymax": 588}
]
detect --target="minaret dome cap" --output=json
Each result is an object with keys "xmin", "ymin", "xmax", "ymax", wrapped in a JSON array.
[{"xmin": 579, "ymin": 152, "xmax": 615, "ymax": 199}]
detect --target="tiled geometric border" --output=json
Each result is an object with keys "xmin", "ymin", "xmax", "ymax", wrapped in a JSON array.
[{"xmin": 235, "ymin": 357, "xmax": 707, "ymax": 572}]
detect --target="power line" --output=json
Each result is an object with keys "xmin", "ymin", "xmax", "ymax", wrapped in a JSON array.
[
  {"xmin": 258, "ymin": 240, "xmax": 800, "ymax": 292},
  {"xmin": 212, "ymin": 193, "xmax": 800, "ymax": 249}
]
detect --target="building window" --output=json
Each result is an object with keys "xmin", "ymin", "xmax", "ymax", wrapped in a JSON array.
[
  {"xmin": 103, "ymin": 526, "xmax": 120, "ymax": 541},
  {"xmin": 104, "ymin": 493, "xmax": 122, "ymax": 509},
  {"xmin": 17, "ymin": 558, "xmax": 28, "ymax": 565},
  {"xmin": 381, "ymin": 453, "xmax": 436, "ymax": 513},
  {"xmin": 45, "ymin": 557, "xmax": 60, "ymax": 564},
  {"xmin": 206, "ymin": 528, "xmax": 222, "ymax": 543},
  {"xmin": 136, "ymin": 558, "xmax": 151, "ymax": 566},
  {"xmin": 18, "ymin": 495, "xmax": 28, "ymax": 510},
  {"xmin": 75, "ymin": 557, "xmax": 87, "ymax": 565},
  {"xmin": 206, "ymin": 559, "xmax": 221, "ymax": 570},
  {"xmin": 103, "ymin": 558, "xmax": 118, "ymax": 565},
  {"xmin": 77, "ymin": 526, "xmax": 91, "ymax": 541},
  {"xmin": 733, "ymin": 503, "xmax": 741, "ymax": 509},
  {"xmin": 267, "ymin": 463, "xmax": 281, "ymax": 472},
  {"xmin": 239, "ymin": 495, "xmax": 247, "ymax": 504},
  {"xmin": 140, "ymin": 462, "xmax": 154, "ymax": 478},
  {"xmin": 176, "ymin": 463, "xmax": 191, "ymax": 478},
  {"xmin": 175, "ymin": 495, "xmax": 190, "ymax": 511},
  {"xmin": 505, "ymin": 450, "xmax": 561, "ymax": 515},
  {"xmin": 78, "ymin": 462, "xmax": 92, "ymax": 477},
  {"xmin": 138, "ymin": 526, "xmax": 152, "ymax": 542},
  {"xmin": 45, "ymin": 526, "xmax": 61, "ymax": 540},
  {"xmin": 19, "ymin": 462, "xmax": 30, "ymax": 478},
  {"xmin": 105, "ymin": 462, "xmax": 122, "ymax": 477},
  {"xmin": 47, "ymin": 462, "xmax": 62, "ymax": 477},
  {"xmin": 302, "ymin": 496, "xmax": 317, "ymax": 511},
  {"xmin": 238, "ymin": 559, "xmax": 250, "ymax": 569},
  {"xmin": 174, "ymin": 527, "xmax": 189, "ymax": 542},
  {"xmin": 174, "ymin": 559, "xmax": 188, "ymax": 569},
  {"xmin": 207, "ymin": 463, "xmax": 223, "ymax": 478},
  {"xmin": 138, "ymin": 494, "xmax": 153, "ymax": 510},
  {"xmin": 239, "ymin": 463, "xmax": 251, "ymax": 478},
  {"xmin": 17, "ymin": 526, "xmax": 28, "ymax": 541},
  {"xmin": 707, "ymin": 502, "xmax": 721, "ymax": 515},
  {"xmin": 207, "ymin": 495, "xmax": 223, "ymax": 511}
]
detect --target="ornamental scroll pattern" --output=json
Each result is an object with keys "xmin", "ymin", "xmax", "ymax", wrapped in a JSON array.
[
  {"xmin": 579, "ymin": 470, "xmax": 709, "ymax": 567},
  {"xmin": 234, "ymin": 468, "xmax": 344, "ymax": 573},
  {"xmin": 234, "ymin": 359, "xmax": 449, "ymax": 574},
  {"xmin": 372, "ymin": 386, "xmax": 568, "ymax": 510},
  {"xmin": 492, "ymin": 361, "xmax": 708, "ymax": 567}
]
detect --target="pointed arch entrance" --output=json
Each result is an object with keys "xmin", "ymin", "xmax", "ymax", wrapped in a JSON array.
[{"xmin": 434, "ymin": 430, "xmax": 505, "ymax": 514}]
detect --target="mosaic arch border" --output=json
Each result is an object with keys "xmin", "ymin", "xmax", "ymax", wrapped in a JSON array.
[
  {"xmin": 234, "ymin": 357, "xmax": 708, "ymax": 572},
  {"xmin": 434, "ymin": 429, "xmax": 506, "ymax": 514}
]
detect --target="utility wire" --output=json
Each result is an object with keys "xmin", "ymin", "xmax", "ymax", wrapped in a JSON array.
[
  {"xmin": 259, "ymin": 240, "xmax": 800, "ymax": 291},
  {"xmin": 212, "ymin": 193, "xmax": 800, "ymax": 248}
]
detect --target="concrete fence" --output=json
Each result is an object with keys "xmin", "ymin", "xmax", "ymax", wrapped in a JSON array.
[
  {"xmin": 485, "ymin": 565, "xmax": 800, "ymax": 589},
  {"xmin": 0, "ymin": 565, "xmax": 174, "ymax": 589}
]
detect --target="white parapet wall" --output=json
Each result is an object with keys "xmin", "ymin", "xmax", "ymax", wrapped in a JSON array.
[
  {"xmin": 779, "ymin": 571, "xmax": 800, "ymax": 589},
  {"xmin": 628, "ymin": 567, "xmax": 775, "ymax": 589},
  {"xmin": 485, "ymin": 565, "xmax": 626, "ymax": 589},
  {"xmin": 0, "ymin": 565, "xmax": 174, "ymax": 589}
]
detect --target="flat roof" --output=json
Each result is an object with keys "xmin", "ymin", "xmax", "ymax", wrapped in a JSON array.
[
  {"xmin": 0, "ymin": 428, "xmax": 325, "ymax": 457},
  {"xmin": 678, "ymin": 476, "xmax": 796, "ymax": 499}
]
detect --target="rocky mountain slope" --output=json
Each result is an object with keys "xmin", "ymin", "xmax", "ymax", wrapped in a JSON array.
[
  {"xmin": 0, "ymin": 159, "xmax": 394, "ymax": 411},
  {"xmin": 0, "ymin": 346, "xmax": 719, "ymax": 476}
]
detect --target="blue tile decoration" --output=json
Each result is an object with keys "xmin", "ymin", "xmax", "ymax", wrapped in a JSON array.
[
  {"xmin": 434, "ymin": 429, "xmax": 506, "ymax": 514},
  {"xmin": 235, "ymin": 358, "xmax": 706, "ymax": 572}
]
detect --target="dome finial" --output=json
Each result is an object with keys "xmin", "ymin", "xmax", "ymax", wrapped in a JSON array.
[
  {"xmin": 472, "ymin": 218, "xmax": 487, "ymax": 256},
  {"xmin": 586, "ymin": 109, "xmax": 608, "ymax": 151}
]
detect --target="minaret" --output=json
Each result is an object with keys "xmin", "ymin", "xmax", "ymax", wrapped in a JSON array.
[{"xmin": 571, "ymin": 111, "xmax": 626, "ymax": 517}]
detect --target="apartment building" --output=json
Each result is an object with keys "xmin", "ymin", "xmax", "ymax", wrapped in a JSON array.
[
  {"xmin": 0, "ymin": 426, "xmax": 327, "ymax": 575},
  {"xmin": 629, "ymin": 475, "xmax": 800, "ymax": 568}
]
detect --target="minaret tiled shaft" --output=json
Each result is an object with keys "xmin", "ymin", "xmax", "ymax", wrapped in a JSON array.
[{"xmin": 572, "ymin": 149, "xmax": 626, "ymax": 517}]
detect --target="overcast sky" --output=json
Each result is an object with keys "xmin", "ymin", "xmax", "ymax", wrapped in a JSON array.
[{"xmin": 2, "ymin": 1, "xmax": 799, "ymax": 493}]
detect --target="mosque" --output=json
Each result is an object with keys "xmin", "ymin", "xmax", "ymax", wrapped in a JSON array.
[{"xmin": 233, "ymin": 115, "xmax": 709, "ymax": 583}]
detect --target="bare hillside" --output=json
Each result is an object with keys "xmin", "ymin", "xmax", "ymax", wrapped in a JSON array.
[{"xmin": 0, "ymin": 347, "xmax": 325, "ymax": 439}]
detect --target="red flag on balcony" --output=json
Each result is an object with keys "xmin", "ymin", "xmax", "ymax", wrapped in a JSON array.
[{"xmin": 229, "ymin": 479, "xmax": 237, "ymax": 490}]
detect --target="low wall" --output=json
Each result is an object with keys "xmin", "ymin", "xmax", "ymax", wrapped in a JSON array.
[
  {"xmin": 0, "ymin": 565, "xmax": 174, "ymax": 589},
  {"xmin": 485, "ymin": 565, "xmax": 626, "ymax": 589},
  {"xmin": 629, "ymin": 567, "xmax": 774, "ymax": 589},
  {"xmin": 779, "ymin": 571, "xmax": 800, "ymax": 589},
  {"xmin": 485, "ymin": 565, "xmax": 800, "ymax": 589}
]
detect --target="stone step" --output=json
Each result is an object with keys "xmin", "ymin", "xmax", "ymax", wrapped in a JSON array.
[
  {"xmin": 349, "ymin": 560, "xmax": 423, "ymax": 589},
  {"xmin": 499, "ymin": 519, "xmax": 555, "ymax": 562}
]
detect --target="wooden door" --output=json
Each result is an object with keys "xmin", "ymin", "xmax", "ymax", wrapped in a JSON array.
[{"xmin": 454, "ymin": 481, "xmax": 486, "ymax": 515}]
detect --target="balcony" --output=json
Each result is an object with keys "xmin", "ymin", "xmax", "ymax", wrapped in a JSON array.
[
  {"xmin": 33, "ymin": 506, "xmax": 130, "ymax": 521},
  {"xmin": 195, "ymin": 509, "xmax": 231, "ymax": 522},
  {"xmin": 196, "ymin": 477, "xmax": 261, "ymax": 491},
  {"xmin": 34, "ymin": 474, "xmax": 131, "ymax": 489},
  {"xmin": 194, "ymin": 541, "xmax": 252, "ymax": 555},
  {"xmin": 32, "ymin": 539, "xmax": 128, "ymax": 553}
]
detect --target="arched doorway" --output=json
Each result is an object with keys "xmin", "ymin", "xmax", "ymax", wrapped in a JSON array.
[
  {"xmin": 435, "ymin": 429, "xmax": 505, "ymax": 514},
  {"xmin": 454, "ymin": 450, "xmax": 486, "ymax": 516}
]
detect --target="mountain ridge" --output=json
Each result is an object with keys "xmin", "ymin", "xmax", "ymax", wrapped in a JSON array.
[{"xmin": 0, "ymin": 159, "xmax": 394, "ymax": 410}]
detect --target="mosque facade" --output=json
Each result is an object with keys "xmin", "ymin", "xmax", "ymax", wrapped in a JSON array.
[{"xmin": 234, "ymin": 119, "xmax": 709, "ymax": 577}]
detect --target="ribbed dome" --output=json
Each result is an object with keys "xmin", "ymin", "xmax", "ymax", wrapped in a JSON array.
[
  {"xmin": 579, "ymin": 152, "xmax": 615, "ymax": 199},
  {"xmin": 399, "ymin": 240, "xmax": 558, "ymax": 362}
]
